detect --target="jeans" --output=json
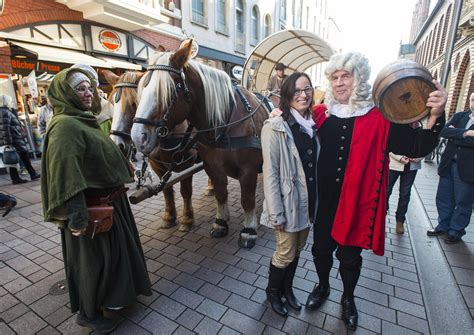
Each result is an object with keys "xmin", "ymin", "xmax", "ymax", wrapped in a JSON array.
[
  {"xmin": 436, "ymin": 162, "xmax": 474, "ymax": 237},
  {"xmin": 386, "ymin": 167, "xmax": 418, "ymax": 223}
]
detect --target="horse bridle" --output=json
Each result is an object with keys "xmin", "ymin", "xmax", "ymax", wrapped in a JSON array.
[
  {"xmin": 109, "ymin": 82, "xmax": 139, "ymax": 141},
  {"xmin": 133, "ymin": 64, "xmax": 190, "ymax": 138}
]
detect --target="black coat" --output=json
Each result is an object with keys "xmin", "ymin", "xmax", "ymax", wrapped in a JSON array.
[
  {"xmin": 0, "ymin": 107, "xmax": 28, "ymax": 152},
  {"xmin": 438, "ymin": 110, "xmax": 474, "ymax": 183}
]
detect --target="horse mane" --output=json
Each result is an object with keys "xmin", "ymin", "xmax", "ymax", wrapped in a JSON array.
[
  {"xmin": 144, "ymin": 52, "xmax": 235, "ymax": 127},
  {"xmin": 188, "ymin": 60, "xmax": 235, "ymax": 126},
  {"xmin": 109, "ymin": 71, "xmax": 143, "ymax": 106}
]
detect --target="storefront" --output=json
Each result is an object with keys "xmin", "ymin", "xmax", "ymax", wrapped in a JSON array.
[{"xmin": 195, "ymin": 45, "xmax": 245, "ymax": 83}]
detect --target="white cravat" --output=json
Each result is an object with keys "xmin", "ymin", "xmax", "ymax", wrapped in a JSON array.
[{"xmin": 329, "ymin": 102, "xmax": 375, "ymax": 118}]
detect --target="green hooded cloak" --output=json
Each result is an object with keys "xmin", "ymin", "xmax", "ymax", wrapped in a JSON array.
[{"xmin": 41, "ymin": 68, "xmax": 132, "ymax": 225}]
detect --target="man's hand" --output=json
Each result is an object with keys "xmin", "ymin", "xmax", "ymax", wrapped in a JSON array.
[
  {"xmin": 399, "ymin": 156, "xmax": 410, "ymax": 164},
  {"xmin": 427, "ymin": 80, "xmax": 448, "ymax": 118},
  {"xmin": 464, "ymin": 130, "xmax": 474, "ymax": 138},
  {"xmin": 425, "ymin": 80, "xmax": 448, "ymax": 129},
  {"xmin": 270, "ymin": 108, "xmax": 283, "ymax": 118}
]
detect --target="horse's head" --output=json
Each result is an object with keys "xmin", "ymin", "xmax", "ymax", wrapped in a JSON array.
[
  {"xmin": 103, "ymin": 70, "xmax": 143, "ymax": 155},
  {"xmin": 131, "ymin": 41, "xmax": 195, "ymax": 155}
]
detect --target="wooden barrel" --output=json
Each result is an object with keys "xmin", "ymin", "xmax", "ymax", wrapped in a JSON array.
[{"xmin": 373, "ymin": 60, "xmax": 436, "ymax": 124}]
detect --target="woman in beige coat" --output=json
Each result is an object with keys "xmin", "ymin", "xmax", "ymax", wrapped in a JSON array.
[{"xmin": 261, "ymin": 72, "xmax": 319, "ymax": 317}]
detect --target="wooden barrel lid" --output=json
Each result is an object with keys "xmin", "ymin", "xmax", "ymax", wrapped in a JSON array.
[{"xmin": 373, "ymin": 60, "xmax": 435, "ymax": 124}]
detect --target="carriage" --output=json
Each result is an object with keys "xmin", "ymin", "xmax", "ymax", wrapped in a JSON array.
[{"xmin": 109, "ymin": 29, "xmax": 334, "ymax": 249}]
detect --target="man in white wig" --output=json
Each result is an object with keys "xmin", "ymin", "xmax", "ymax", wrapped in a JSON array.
[{"xmin": 305, "ymin": 52, "xmax": 447, "ymax": 330}]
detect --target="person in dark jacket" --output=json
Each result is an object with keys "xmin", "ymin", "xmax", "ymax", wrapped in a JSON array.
[
  {"xmin": 41, "ymin": 68, "xmax": 151, "ymax": 333},
  {"xmin": 427, "ymin": 92, "xmax": 474, "ymax": 244},
  {"xmin": 0, "ymin": 95, "xmax": 40, "ymax": 184}
]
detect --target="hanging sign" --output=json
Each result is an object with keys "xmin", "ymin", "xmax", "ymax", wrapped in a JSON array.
[
  {"xmin": 91, "ymin": 26, "xmax": 127, "ymax": 56},
  {"xmin": 26, "ymin": 70, "xmax": 38, "ymax": 98}
]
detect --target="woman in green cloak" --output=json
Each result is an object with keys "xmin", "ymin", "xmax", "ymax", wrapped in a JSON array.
[{"xmin": 41, "ymin": 67, "xmax": 151, "ymax": 333}]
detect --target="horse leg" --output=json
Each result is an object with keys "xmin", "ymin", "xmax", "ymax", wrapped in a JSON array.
[
  {"xmin": 178, "ymin": 176, "xmax": 194, "ymax": 232},
  {"xmin": 208, "ymin": 173, "xmax": 230, "ymax": 238},
  {"xmin": 238, "ymin": 170, "xmax": 258, "ymax": 249},
  {"xmin": 204, "ymin": 177, "xmax": 215, "ymax": 196},
  {"xmin": 161, "ymin": 186, "xmax": 177, "ymax": 229}
]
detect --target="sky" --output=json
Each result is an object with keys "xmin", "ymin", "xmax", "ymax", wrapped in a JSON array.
[{"xmin": 328, "ymin": 0, "xmax": 420, "ymax": 83}]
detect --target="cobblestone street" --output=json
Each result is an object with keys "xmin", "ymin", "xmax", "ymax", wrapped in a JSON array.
[{"xmin": 0, "ymin": 159, "xmax": 473, "ymax": 334}]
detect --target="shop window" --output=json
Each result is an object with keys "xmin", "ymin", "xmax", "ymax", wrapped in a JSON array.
[
  {"xmin": 251, "ymin": 5, "xmax": 260, "ymax": 45},
  {"xmin": 216, "ymin": 0, "xmax": 228, "ymax": 34},
  {"xmin": 192, "ymin": 0, "xmax": 207, "ymax": 26}
]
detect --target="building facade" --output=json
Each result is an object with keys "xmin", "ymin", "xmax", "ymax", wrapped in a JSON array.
[{"xmin": 412, "ymin": 0, "xmax": 474, "ymax": 117}]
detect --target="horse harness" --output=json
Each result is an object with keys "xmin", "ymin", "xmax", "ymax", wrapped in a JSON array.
[
  {"xmin": 133, "ymin": 64, "xmax": 265, "ymax": 151},
  {"xmin": 131, "ymin": 63, "xmax": 267, "ymax": 192},
  {"xmin": 109, "ymin": 82, "xmax": 139, "ymax": 141}
]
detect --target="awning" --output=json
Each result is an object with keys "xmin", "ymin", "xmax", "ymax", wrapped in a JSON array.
[
  {"xmin": 97, "ymin": 56, "xmax": 142, "ymax": 71},
  {"xmin": 36, "ymin": 72, "xmax": 55, "ymax": 82},
  {"xmin": 11, "ymin": 41, "xmax": 111, "ymax": 68},
  {"xmin": 242, "ymin": 29, "xmax": 335, "ymax": 93}
]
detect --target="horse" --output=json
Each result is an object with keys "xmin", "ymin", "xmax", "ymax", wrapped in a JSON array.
[
  {"xmin": 103, "ymin": 69, "xmax": 198, "ymax": 232},
  {"xmin": 130, "ymin": 40, "xmax": 269, "ymax": 249}
]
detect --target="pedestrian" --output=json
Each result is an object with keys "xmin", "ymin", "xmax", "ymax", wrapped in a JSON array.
[
  {"xmin": 41, "ymin": 67, "xmax": 152, "ymax": 333},
  {"xmin": 0, "ymin": 193, "xmax": 17, "ymax": 217},
  {"xmin": 261, "ymin": 72, "xmax": 318, "ymax": 317},
  {"xmin": 427, "ymin": 92, "xmax": 474, "ymax": 244},
  {"xmin": 306, "ymin": 52, "xmax": 447, "ymax": 330},
  {"xmin": 0, "ymin": 95, "xmax": 40, "ymax": 184},
  {"xmin": 386, "ymin": 146, "xmax": 423, "ymax": 234},
  {"xmin": 267, "ymin": 63, "xmax": 288, "ymax": 93},
  {"xmin": 37, "ymin": 95, "xmax": 53, "ymax": 137}
]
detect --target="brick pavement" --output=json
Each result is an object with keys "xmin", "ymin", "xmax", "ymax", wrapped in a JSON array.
[
  {"xmin": 413, "ymin": 162, "xmax": 474, "ymax": 320},
  {"xmin": 0, "ymin": 159, "xmax": 472, "ymax": 334}
]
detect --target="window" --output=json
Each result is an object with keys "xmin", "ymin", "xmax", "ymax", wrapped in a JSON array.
[
  {"xmin": 216, "ymin": 0, "xmax": 227, "ymax": 34},
  {"xmin": 264, "ymin": 14, "xmax": 272, "ymax": 38},
  {"xmin": 281, "ymin": 0, "xmax": 287, "ymax": 21},
  {"xmin": 235, "ymin": 0, "xmax": 245, "ymax": 53},
  {"xmin": 251, "ymin": 5, "xmax": 260, "ymax": 45},
  {"xmin": 192, "ymin": 0, "xmax": 206, "ymax": 25}
]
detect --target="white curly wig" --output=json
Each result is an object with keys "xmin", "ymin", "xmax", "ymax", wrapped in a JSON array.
[{"xmin": 324, "ymin": 52, "xmax": 373, "ymax": 113}]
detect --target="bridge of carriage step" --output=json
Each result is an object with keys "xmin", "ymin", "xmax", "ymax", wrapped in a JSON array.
[{"xmin": 0, "ymin": 159, "xmax": 473, "ymax": 334}]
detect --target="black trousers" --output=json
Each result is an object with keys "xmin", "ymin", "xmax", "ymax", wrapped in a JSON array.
[
  {"xmin": 9, "ymin": 150, "xmax": 37, "ymax": 181},
  {"xmin": 312, "ymin": 218, "xmax": 362, "ymax": 298}
]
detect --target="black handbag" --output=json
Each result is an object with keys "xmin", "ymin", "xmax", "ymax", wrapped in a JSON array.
[{"xmin": 1, "ymin": 145, "xmax": 19, "ymax": 165}]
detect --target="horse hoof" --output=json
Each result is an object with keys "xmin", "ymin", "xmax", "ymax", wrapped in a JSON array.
[
  {"xmin": 238, "ymin": 228, "xmax": 257, "ymax": 249},
  {"xmin": 210, "ymin": 219, "xmax": 228, "ymax": 238},
  {"xmin": 160, "ymin": 220, "xmax": 177, "ymax": 229},
  {"xmin": 178, "ymin": 223, "xmax": 191, "ymax": 232}
]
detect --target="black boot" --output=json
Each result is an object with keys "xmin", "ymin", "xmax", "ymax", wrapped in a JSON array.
[
  {"xmin": 306, "ymin": 255, "xmax": 332, "ymax": 310},
  {"xmin": 341, "ymin": 296, "xmax": 358, "ymax": 330},
  {"xmin": 339, "ymin": 256, "xmax": 361, "ymax": 330},
  {"xmin": 306, "ymin": 284, "xmax": 330, "ymax": 310},
  {"xmin": 266, "ymin": 263, "xmax": 288, "ymax": 317},
  {"xmin": 283, "ymin": 257, "xmax": 301, "ymax": 310}
]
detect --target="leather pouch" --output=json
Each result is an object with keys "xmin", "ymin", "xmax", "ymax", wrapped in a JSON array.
[{"xmin": 85, "ymin": 200, "xmax": 114, "ymax": 238}]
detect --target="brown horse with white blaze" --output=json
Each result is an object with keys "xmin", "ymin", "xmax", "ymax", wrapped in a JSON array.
[
  {"xmin": 103, "ymin": 69, "xmax": 197, "ymax": 232},
  {"xmin": 131, "ymin": 41, "xmax": 269, "ymax": 248}
]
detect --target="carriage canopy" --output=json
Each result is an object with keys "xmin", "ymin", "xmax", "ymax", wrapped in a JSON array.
[{"xmin": 242, "ymin": 29, "xmax": 336, "ymax": 93}]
